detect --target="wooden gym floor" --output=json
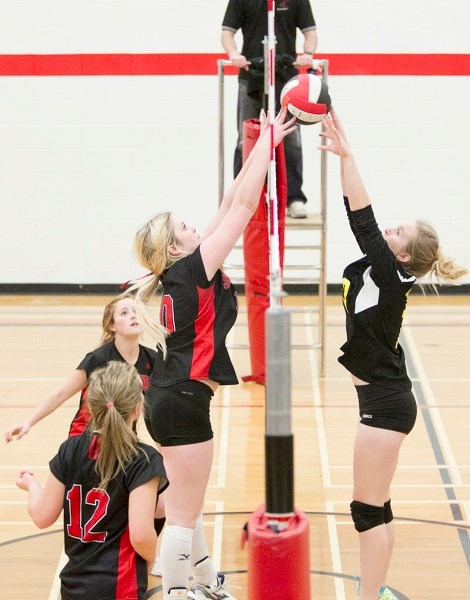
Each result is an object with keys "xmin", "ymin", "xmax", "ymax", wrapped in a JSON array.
[{"xmin": 1, "ymin": 294, "xmax": 469, "ymax": 599}]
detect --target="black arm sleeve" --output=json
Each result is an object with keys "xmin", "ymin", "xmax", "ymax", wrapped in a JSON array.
[{"xmin": 344, "ymin": 195, "xmax": 365, "ymax": 254}]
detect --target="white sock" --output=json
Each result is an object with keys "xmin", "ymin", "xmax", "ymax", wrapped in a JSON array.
[
  {"xmin": 191, "ymin": 516, "xmax": 218, "ymax": 587},
  {"xmin": 161, "ymin": 524, "xmax": 193, "ymax": 599}
]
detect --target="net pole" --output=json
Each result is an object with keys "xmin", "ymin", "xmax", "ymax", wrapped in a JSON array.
[
  {"xmin": 266, "ymin": 0, "xmax": 282, "ymax": 308},
  {"xmin": 248, "ymin": 9, "xmax": 310, "ymax": 596},
  {"xmin": 265, "ymin": 0, "xmax": 293, "ymax": 521}
]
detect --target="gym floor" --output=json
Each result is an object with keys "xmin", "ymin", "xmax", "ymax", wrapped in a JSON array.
[{"xmin": 1, "ymin": 294, "xmax": 469, "ymax": 599}]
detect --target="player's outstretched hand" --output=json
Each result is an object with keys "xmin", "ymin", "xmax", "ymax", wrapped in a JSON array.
[
  {"xmin": 318, "ymin": 111, "xmax": 351, "ymax": 157},
  {"xmin": 5, "ymin": 422, "xmax": 30, "ymax": 443},
  {"xmin": 273, "ymin": 106, "xmax": 297, "ymax": 147},
  {"xmin": 259, "ymin": 108, "xmax": 268, "ymax": 134},
  {"xmin": 329, "ymin": 108, "xmax": 349, "ymax": 143}
]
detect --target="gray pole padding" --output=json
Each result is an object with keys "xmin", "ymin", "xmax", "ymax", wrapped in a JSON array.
[
  {"xmin": 265, "ymin": 306, "xmax": 294, "ymax": 515},
  {"xmin": 265, "ymin": 307, "xmax": 292, "ymax": 436}
]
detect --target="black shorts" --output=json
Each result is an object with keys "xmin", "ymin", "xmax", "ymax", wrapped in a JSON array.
[
  {"xmin": 355, "ymin": 383, "xmax": 417, "ymax": 435},
  {"xmin": 144, "ymin": 380, "xmax": 214, "ymax": 447}
]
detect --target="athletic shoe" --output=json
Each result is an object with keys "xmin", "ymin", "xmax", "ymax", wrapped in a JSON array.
[
  {"xmin": 287, "ymin": 200, "xmax": 307, "ymax": 219},
  {"xmin": 378, "ymin": 586, "xmax": 399, "ymax": 600},
  {"xmin": 353, "ymin": 578, "xmax": 399, "ymax": 600},
  {"xmin": 168, "ymin": 588, "xmax": 188, "ymax": 598},
  {"xmin": 188, "ymin": 573, "xmax": 236, "ymax": 599},
  {"xmin": 150, "ymin": 556, "xmax": 162, "ymax": 577}
]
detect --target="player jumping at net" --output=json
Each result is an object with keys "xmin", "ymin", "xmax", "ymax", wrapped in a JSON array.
[
  {"xmin": 319, "ymin": 110, "xmax": 467, "ymax": 600},
  {"xmin": 16, "ymin": 361, "xmax": 168, "ymax": 600},
  {"xmin": 126, "ymin": 107, "xmax": 296, "ymax": 600}
]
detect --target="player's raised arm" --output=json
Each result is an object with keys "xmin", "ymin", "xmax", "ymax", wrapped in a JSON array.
[{"xmin": 5, "ymin": 369, "xmax": 87, "ymax": 443}]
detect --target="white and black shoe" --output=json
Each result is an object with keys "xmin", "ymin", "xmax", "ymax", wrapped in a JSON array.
[
  {"xmin": 287, "ymin": 200, "xmax": 307, "ymax": 219},
  {"xmin": 188, "ymin": 573, "xmax": 236, "ymax": 599}
]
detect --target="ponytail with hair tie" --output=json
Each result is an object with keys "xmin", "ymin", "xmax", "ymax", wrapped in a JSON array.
[{"xmin": 406, "ymin": 221, "xmax": 468, "ymax": 284}]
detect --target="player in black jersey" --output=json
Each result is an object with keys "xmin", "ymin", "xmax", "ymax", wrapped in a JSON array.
[
  {"xmin": 319, "ymin": 111, "xmax": 468, "ymax": 600},
  {"xmin": 126, "ymin": 108, "xmax": 296, "ymax": 600},
  {"xmin": 5, "ymin": 294, "xmax": 156, "ymax": 441},
  {"xmin": 5, "ymin": 294, "xmax": 167, "ymax": 567},
  {"xmin": 16, "ymin": 361, "xmax": 168, "ymax": 600}
]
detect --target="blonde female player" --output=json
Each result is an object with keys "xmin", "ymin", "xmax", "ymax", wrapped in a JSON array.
[
  {"xmin": 16, "ymin": 361, "xmax": 168, "ymax": 600},
  {"xmin": 4, "ymin": 293, "xmax": 156, "ymax": 441},
  {"xmin": 319, "ymin": 110, "xmax": 467, "ymax": 600},
  {"xmin": 126, "ymin": 108, "xmax": 296, "ymax": 600},
  {"xmin": 4, "ymin": 294, "xmax": 167, "ymax": 546}
]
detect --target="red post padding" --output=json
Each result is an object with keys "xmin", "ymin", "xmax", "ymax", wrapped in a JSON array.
[
  {"xmin": 247, "ymin": 504, "xmax": 311, "ymax": 599},
  {"xmin": 241, "ymin": 119, "xmax": 287, "ymax": 385}
]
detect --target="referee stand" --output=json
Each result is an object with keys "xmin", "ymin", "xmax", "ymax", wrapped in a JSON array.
[{"xmin": 217, "ymin": 57, "xmax": 329, "ymax": 378}]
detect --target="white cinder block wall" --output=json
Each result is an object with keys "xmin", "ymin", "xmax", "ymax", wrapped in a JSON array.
[{"xmin": 0, "ymin": 1, "xmax": 469, "ymax": 285}]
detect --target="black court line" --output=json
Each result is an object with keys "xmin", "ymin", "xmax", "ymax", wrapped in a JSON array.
[
  {"xmin": 201, "ymin": 510, "xmax": 470, "ymax": 531},
  {"xmin": 401, "ymin": 335, "xmax": 470, "ymax": 570},
  {"xmin": 325, "ymin": 321, "xmax": 470, "ymax": 329},
  {"xmin": 1, "ymin": 510, "xmax": 468, "ymax": 552},
  {"xmin": 0, "ymin": 528, "xmax": 62, "ymax": 547}
]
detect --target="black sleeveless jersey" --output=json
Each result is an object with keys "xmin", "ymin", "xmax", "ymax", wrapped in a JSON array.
[
  {"xmin": 152, "ymin": 246, "xmax": 238, "ymax": 386},
  {"xmin": 339, "ymin": 199, "xmax": 415, "ymax": 391},
  {"xmin": 69, "ymin": 342, "xmax": 156, "ymax": 436},
  {"xmin": 49, "ymin": 432, "xmax": 168, "ymax": 599}
]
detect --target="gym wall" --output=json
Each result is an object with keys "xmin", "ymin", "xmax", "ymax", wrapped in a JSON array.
[{"xmin": 0, "ymin": 1, "xmax": 468, "ymax": 288}]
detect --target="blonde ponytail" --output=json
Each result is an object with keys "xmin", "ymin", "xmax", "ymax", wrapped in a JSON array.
[
  {"xmin": 127, "ymin": 212, "xmax": 182, "ymax": 355},
  {"xmin": 430, "ymin": 253, "xmax": 468, "ymax": 284},
  {"xmin": 87, "ymin": 362, "xmax": 145, "ymax": 490},
  {"xmin": 405, "ymin": 220, "xmax": 468, "ymax": 284},
  {"xmin": 127, "ymin": 275, "xmax": 168, "ymax": 356}
]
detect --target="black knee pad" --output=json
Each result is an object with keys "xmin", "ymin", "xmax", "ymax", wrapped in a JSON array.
[
  {"xmin": 350, "ymin": 500, "xmax": 385, "ymax": 532},
  {"xmin": 384, "ymin": 499, "xmax": 393, "ymax": 524}
]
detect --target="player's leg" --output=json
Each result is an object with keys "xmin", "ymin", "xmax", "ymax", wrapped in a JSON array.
[
  {"xmin": 150, "ymin": 493, "xmax": 166, "ymax": 577},
  {"xmin": 159, "ymin": 440, "xmax": 214, "ymax": 599},
  {"xmin": 352, "ymin": 423, "xmax": 405, "ymax": 600}
]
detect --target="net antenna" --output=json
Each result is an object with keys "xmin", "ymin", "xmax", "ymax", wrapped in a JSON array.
[{"xmin": 265, "ymin": 0, "xmax": 282, "ymax": 308}]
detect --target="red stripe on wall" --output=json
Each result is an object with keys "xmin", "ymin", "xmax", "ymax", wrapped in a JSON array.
[{"xmin": 0, "ymin": 53, "xmax": 469, "ymax": 76}]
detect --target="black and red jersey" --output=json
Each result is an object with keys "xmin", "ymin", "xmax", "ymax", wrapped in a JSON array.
[
  {"xmin": 339, "ymin": 199, "xmax": 416, "ymax": 390},
  {"xmin": 49, "ymin": 432, "xmax": 168, "ymax": 599},
  {"xmin": 69, "ymin": 342, "xmax": 156, "ymax": 437},
  {"xmin": 153, "ymin": 246, "xmax": 238, "ymax": 387}
]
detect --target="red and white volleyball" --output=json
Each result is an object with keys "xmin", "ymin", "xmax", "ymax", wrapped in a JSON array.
[{"xmin": 280, "ymin": 73, "xmax": 331, "ymax": 125}]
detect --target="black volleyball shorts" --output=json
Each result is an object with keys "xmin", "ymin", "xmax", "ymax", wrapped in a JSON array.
[
  {"xmin": 144, "ymin": 380, "xmax": 214, "ymax": 447},
  {"xmin": 355, "ymin": 383, "xmax": 417, "ymax": 435}
]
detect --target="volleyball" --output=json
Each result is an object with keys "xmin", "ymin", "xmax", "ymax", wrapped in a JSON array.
[{"xmin": 280, "ymin": 73, "xmax": 331, "ymax": 125}]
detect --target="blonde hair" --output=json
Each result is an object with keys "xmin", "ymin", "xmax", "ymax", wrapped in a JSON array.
[
  {"xmin": 127, "ymin": 212, "xmax": 182, "ymax": 354},
  {"xmin": 87, "ymin": 361, "xmax": 144, "ymax": 490},
  {"xmin": 404, "ymin": 220, "xmax": 468, "ymax": 285},
  {"xmin": 100, "ymin": 292, "xmax": 135, "ymax": 346}
]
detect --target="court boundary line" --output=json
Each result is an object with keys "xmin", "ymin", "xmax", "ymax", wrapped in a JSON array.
[{"xmin": 402, "ymin": 326, "xmax": 470, "ymax": 568}]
